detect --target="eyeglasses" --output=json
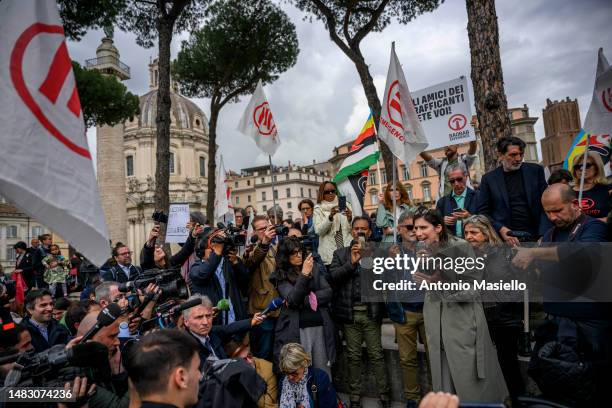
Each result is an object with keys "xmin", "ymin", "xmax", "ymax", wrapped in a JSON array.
[
  {"xmin": 290, "ymin": 250, "xmax": 302, "ymax": 256},
  {"xmin": 323, "ymin": 189, "xmax": 336, "ymax": 195},
  {"xmin": 573, "ymin": 162, "xmax": 594, "ymax": 171},
  {"xmin": 447, "ymin": 177, "xmax": 464, "ymax": 184},
  {"xmin": 117, "ymin": 251, "xmax": 133, "ymax": 256},
  {"xmin": 398, "ymin": 224, "xmax": 414, "ymax": 231}
]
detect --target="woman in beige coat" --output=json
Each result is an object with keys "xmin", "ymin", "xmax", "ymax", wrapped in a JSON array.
[
  {"xmin": 413, "ymin": 209, "xmax": 508, "ymax": 403},
  {"xmin": 312, "ymin": 181, "xmax": 353, "ymax": 266}
]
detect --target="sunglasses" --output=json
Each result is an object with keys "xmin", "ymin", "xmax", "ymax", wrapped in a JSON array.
[
  {"xmin": 398, "ymin": 224, "xmax": 414, "ymax": 231},
  {"xmin": 573, "ymin": 162, "xmax": 594, "ymax": 171},
  {"xmin": 323, "ymin": 189, "xmax": 336, "ymax": 195},
  {"xmin": 448, "ymin": 177, "xmax": 464, "ymax": 184}
]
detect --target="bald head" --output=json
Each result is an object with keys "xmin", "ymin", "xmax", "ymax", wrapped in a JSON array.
[
  {"xmin": 542, "ymin": 183, "xmax": 575, "ymax": 205},
  {"xmin": 77, "ymin": 311, "xmax": 100, "ymax": 337}
]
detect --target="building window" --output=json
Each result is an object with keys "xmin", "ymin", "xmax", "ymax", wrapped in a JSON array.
[
  {"xmin": 288, "ymin": 202, "xmax": 292, "ymax": 209},
  {"xmin": 6, "ymin": 246, "xmax": 16, "ymax": 262},
  {"xmin": 368, "ymin": 172, "xmax": 376, "ymax": 186},
  {"xmin": 300, "ymin": 187, "xmax": 304, "ymax": 197},
  {"xmin": 381, "ymin": 172, "xmax": 387, "ymax": 184},
  {"xmin": 261, "ymin": 177, "xmax": 265, "ymax": 183},
  {"xmin": 247, "ymin": 195, "xmax": 251, "ymax": 202},
  {"xmin": 234, "ymin": 181, "xmax": 238, "ymax": 188},
  {"xmin": 273, "ymin": 175, "xmax": 277, "ymax": 182},
  {"xmin": 126, "ymin": 155, "xmax": 134, "ymax": 177},
  {"xmin": 406, "ymin": 184, "xmax": 413, "ymax": 200},
  {"xmin": 286, "ymin": 188, "xmax": 291, "ymax": 198},
  {"xmin": 235, "ymin": 196, "xmax": 240, "ymax": 204},
  {"xmin": 402, "ymin": 165, "xmax": 410, "ymax": 180},
  {"xmin": 273, "ymin": 190, "xmax": 278, "ymax": 200},
  {"xmin": 262, "ymin": 205, "xmax": 267, "ymax": 212},
  {"xmin": 309, "ymin": 189, "xmax": 312, "ymax": 198},
  {"xmin": 169, "ymin": 152, "xmax": 175, "ymax": 174},
  {"xmin": 370, "ymin": 189, "xmax": 378, "ymax": 205},
  {"xmin": 262, "ymin": 191, "xmax": 266, "ymax": 201},
  {"xmin": 247, "ymin": 180, "xmax": 251, "ymax": 186},
  {"xmin": 32, "ymin": 226, "xmax": 43, "ymax": 238},
  {"xmin": 199, "ymin": 157, "xmax": 205, "ymax": 177},
  {"xmin": 7, "ymin": 225, "xmax": 18, "ymax": 238},
  {"xmin": 422, "ymin": 182, "xmax": 432, "ymax": 202},
  {"xmin": 420, "ymin": 162, "xmax": 428, "ymax": 178},
  {"xmin": 285, "ymin": 174, "xmax": 289, "ymax": 180}
]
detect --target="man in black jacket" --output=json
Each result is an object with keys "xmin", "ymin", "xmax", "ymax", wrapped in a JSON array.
[
  {"xmin": 13, "ymin": 241, "xmax": 35, "ymax": 289},
  {"xmin": 101, "ymin": 244, "xmax": 142, "ymax": 283},
  {"xmin": 22, "ymin": 289, "xmax": 71, "ymax": 352},
  {"xmin": 182, "ymin": 295, "xmax": 265, "ymax": 371},
  {"xmin": 435, "ymin": 163, "xmax": 478, "ymax": 238},
  {"xmin": 328, "ymin": 216, "xmax": 390, "ymax": 408},
  {"xmin": 189, "ymin": 229, "xmax": 249, "ymax": 325}
]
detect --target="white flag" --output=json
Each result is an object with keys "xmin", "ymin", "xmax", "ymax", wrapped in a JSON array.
[
  {"xmin": 584, "ymin": 48, "xmax": 612, "ymax": 137},
  {"xmin": 214, "ymin": 156, "xmax": 232, "ymax": 222},
  {"xmin": 0, "ymin": 0, "xmax": 109, "ymax": 265},
  {"xmin": 237, "ymin": 80, "xmax": 281, "ymax": 156},
  {"xmin": 378, "ymin": 43, "xmax": 428, "ymax": 162}
]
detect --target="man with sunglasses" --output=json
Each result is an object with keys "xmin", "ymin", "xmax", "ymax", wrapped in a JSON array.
[
  {"xmin": 435, "ymin": 163, "xmax": 478, "ymax": 238},
  {"xmin": 420, "ymin": 141, "xmax": 478, "ymax": 199}
]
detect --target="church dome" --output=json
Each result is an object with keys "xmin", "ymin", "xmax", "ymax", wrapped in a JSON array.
[{"xmin": 138, "ymin": 89, "xmax": 208, "ymax": 132}]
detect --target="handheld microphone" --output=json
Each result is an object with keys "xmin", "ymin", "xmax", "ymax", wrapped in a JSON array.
[
  {"xmin": 168, "ymin": 297, "xmax": 203, "ymax": 317},
  {"xmin": 79, "ymin": 303, "xmax": 122, "ymax": 343},
  {"xmin": 261, "ymin": 297, "xmax": 284, "ymax": 316}
]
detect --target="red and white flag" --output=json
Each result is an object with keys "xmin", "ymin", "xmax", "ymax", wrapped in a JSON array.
[
  {"xmin": 378, "ymin": 43, "xmax": 428, "ymax": 162},
  {"xmin": 584, "ymin": 48, "xmax": 612, "ymax": 138},
  {"xmin": 0, "ymin": 0, "xmax": 109, "ymax": 265},
  {"xmin": 237, "ymin": 80, "xmax": 281, "ymax": 156},
  {"xmin": 214, "ymin": 155, "xmax": 233, "ymax": 223}
]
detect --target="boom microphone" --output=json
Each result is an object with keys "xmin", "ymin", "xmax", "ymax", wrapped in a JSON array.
[
  {"xmin": 169, "ymin": 297, "xmax": 203, "ymax": 316},
  {"xmin": 261, "ymin": 297, "xmax": 284, "ymax": 316},
  {"xmin": 79, "ymin": 303, "xmax": 122, "ymax": 343}
]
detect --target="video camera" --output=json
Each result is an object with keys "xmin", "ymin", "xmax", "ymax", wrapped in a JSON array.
[
  {"xmin": 118, "ymin": 268, "xmax": 189, "ymax": 303},
  {"xmin": 152, "ymin": 209, "xmax": 168, "ymax": 224},
  {"xmin": 212, "ymin": 223, "xmax": 247, "ymax": 253},
  {"xmin": 297, "ymin": 231, "xmax": 317, "ymax": 257},
  {"xmin": 1, "ymin": 342, "xmax": 111, "ymax": 388}
]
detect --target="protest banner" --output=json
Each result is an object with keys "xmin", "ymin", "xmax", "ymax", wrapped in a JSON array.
[
  {"xmin": 166, "ymin": 203, "xmax": 190, "ymax": 243},
  {"xmin": 412, "ymin": 76, "xmax": 477, "ymax": 150}
]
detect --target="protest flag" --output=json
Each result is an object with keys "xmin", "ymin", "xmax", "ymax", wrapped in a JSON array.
[
  {"xmin": 0, "ymin": 0, "xmax": 109, "ymax": 265},
  {"xmin": 333, "ymin": 113, "xmax": 380, "ymax": 216},
  {"xmin": 214, "ymin": 155, "xmax": 234, "ymax": 223},
  {"xmin": 378, "ymin": 43, "xmax": 429, "ymax": 163},
  {"xmin": 237, "ymin": 80, "xmax": 281, "ymax": 157}
]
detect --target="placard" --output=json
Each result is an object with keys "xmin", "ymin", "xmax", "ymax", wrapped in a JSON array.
[{"xmin": 166, "ymin": 203, "xmax": 190, "ymax": 243}]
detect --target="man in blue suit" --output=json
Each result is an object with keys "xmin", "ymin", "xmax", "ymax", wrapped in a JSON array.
[
  {"xmin": 477, "ymin": 136, "xmax": 550, "ymax": 245},
  {"xmin": 435, "ymin": 163, "xmax": 478, "ymax": 237}
]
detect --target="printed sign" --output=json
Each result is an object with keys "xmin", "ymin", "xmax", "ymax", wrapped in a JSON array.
[
  {"xmin": 166, "ymin": 203, "xmax": 190, "ymax": 243},
  {"xmin": 412, "ymin": 76, "xmax": 476, "ymax": 150}
]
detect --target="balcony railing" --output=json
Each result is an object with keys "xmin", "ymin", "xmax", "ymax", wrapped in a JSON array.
[{"xmin": 85, "ymin": 55, "xmax": 130, "ymax": 76}]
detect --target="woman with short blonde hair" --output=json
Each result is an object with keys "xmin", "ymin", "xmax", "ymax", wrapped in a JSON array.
[{"xmin": 571, "ymin": 151, "xmax": 611, "ymax": 221}]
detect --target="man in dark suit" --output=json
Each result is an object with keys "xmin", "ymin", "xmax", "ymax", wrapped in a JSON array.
[
  {"xmin": 100, "ymin": 244, "xmax": 141, "ymax": 283},
  {"xmin": 22, "ymin": 289, "xmax": 71, "ymax": 352},
  {"xmin": 13, "ymin": 241, "xmax": 35, "ymax": 288},
  {"xmin": 182, "ymin": 295, "xmax": 265, "ymax": 371},
  {"xmin": 435, "ymin": 163, "xmax": 478, "ymax": 237},
  {"xmin": 477, "ymin": 136, "xmax": 550, "ymax": 244}
]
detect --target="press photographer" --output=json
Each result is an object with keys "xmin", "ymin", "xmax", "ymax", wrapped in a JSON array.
[
  {"xmin": 189, "ymin": 226, "xmax": 249, "ymax": 325},
  {"xmin": 101, "ymin": 244, "xmax": 142, "ymax": 284},
  {"xmin": 242, "ymin": 215, "xmax": 280, "ymax": 361}
]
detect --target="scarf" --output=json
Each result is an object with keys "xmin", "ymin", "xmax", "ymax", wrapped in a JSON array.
[
  {"xmin": 280, "ymin": 367, "xmax": 311, "ymax": 408},
  {"xmin": 318, "ymin": 199, "xmax": 346, "ymax": 249}
]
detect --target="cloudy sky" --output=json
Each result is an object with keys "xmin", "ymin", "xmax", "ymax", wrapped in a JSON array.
[{"xmin": 67, "ymin": 0, "xmax": 612, "ymax": 172}]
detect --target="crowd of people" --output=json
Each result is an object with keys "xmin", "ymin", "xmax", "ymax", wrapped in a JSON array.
[{"xmin": 0, "ymin": 136, "xmax": 610, "ymax": 408}]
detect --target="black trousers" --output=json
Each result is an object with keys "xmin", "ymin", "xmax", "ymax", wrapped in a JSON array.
[{"xmin": 488, "ymin": 325, "xmax": 525, "ymax": 399}]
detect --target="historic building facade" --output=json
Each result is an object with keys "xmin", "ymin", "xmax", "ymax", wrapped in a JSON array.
[
  {"xmin": 88, "ymin": 37, "xmax": 210, "ymax": 262},
  {"xmin": 540, "ymin": 98, "xmax": 581, "ymax": 169}
]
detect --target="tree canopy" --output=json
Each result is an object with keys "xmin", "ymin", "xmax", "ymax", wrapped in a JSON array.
[{"xmin": 72, "ymin": 61, "xmax": 140, "ymax": 128}]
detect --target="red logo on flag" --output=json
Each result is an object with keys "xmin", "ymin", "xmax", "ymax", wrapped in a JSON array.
[
  {"xmin": 9, "ymin": 23, "xmax": 89, "ymax": 159},
  {"xmin": 253, "ymin": 102, "xmax": 277, "ymax": 137},
  {"xmin": 602, "ymin": 87, "xmax": 612, "ymax": 112},
  {"xmin": 387, "ymin": 80, "xmax": 404, "ymax": 130},
  {"xmin": 448, "ymin": 114, "xmax": 467, "ymax": 132}
]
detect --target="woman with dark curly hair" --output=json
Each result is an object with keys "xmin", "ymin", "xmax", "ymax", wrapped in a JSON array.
[{"xmin": 271, "ymin": 237, "xmax": 336, "ymax": 377}]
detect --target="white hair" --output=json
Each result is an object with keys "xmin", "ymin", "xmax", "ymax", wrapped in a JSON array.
[{"xmin": 182, "ymin": 294, "xmax": 213, "ymax": 319}]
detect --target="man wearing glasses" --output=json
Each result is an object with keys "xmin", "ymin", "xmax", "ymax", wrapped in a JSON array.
[
  {"xmin": 435, "ymin": 163, "xmax": 478, "ymax": 238},
  {"xmin": 101, "ymin": 244, "xmax": 142, "ymax": 283}
]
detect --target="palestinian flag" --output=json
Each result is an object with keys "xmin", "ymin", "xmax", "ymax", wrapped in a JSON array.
[{"xmin": 333, "ymin": 113, "xmax": 380, "ymax": 216}]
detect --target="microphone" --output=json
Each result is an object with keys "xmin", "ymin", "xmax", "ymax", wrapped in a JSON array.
[
  {"xmin": 79, "ymin": 303, "xmax": 122, "ymax": 343},
  {"xmin": 168, "ymin": 297, "xmax": 203, "ymax": 317},
  {"xmin": 261, "ymin": 297, "xmax": 283, "ymax": 316}
]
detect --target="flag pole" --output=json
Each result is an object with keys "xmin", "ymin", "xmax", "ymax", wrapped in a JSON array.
[
  {"xmin": 577, "ymin": 132, "xmax": 590, "ymax": 208},
  {"xmin": 392, "ymin": 156, "xmax": 398, "ymax": 243},
  {"xmin": 269, "ymin": 154, "xmax": 279, "ymax": 223},
  {"xmin": 372, "ymin": 114, "xmax": 384, "ymax": 193}
]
